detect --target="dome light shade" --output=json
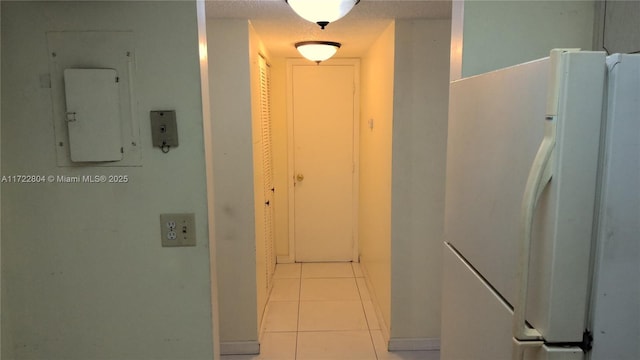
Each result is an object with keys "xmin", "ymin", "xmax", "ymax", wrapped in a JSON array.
[
  {"xmin": 286, "ymin": 0, "xmax": 360, "ymax": 29},
  {"xmin": 295, "ymin": 41, "xmax": 342, "ymax": 64}
]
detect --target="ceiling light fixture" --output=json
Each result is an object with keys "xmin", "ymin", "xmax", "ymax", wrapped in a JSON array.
[
  {"xmin": 295, "ymin": 41, "xmax": 342, "ymax": 64},
  {"xmin": 286, "ymin": 0, "xmax": 360, "ymax": 29}
]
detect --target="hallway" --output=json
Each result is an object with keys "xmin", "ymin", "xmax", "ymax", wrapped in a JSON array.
[{"xmin": 222, "ymin": 263, "xmax": 440, "ymax": 360}]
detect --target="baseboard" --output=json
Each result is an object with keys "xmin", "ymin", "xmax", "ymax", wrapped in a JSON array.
[
  {"xmin": 358, "ymin": 262, "xmax": 391, "ymax": 342},
  {"xmin": 388, "ymin": 337, "xmax": 441, "ymax": 351},
  {"xmin": 220, "ymin": 341, "xmax": 260, "ymax": 355},
  {"xmin": 359, "ymin": 262, "xmax": 440, "ymax": 353}
]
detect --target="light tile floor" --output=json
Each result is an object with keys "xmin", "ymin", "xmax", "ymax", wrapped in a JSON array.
[{"xmin": 221, "ymin": 262, "xmax": 440, "ymax": 360}]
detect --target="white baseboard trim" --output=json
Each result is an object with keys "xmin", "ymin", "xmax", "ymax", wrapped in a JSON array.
[
  {"xmin": 358, "ymin": 262, "xmax": 390, "ymax": 340},
  {"xmin": 276, "ymin": 255, "xmax": 294, "ymax": 264},
  {"xmin": 220, "ymin": 341, "xmax": 260, "ymax": 355},
  {"xmin": 359, "ymin": 262, "xmax": 440, "ymax": 353},
  {"xmin": 388, "ymin": 337, "xmax": 441, "ymax": 351}
]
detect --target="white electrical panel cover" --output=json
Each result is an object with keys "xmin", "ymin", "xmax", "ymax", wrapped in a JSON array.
[
  {"xmin": 64, "ymin": 68, "xmax": 123, "ymax": 162},
  {"xmin": 47, "ymin": 31, "xmax": 140, "ymax": 167}
]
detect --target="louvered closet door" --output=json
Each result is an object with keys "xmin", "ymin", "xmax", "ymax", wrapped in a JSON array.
[{"xmin": 259, "ymin": 55, "xmax": 276, "ymax": 290}]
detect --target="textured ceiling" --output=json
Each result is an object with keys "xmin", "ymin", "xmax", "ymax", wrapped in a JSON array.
[{"xmin": 205, "ymin": 0, "xmax": 452, "ymax": 58}]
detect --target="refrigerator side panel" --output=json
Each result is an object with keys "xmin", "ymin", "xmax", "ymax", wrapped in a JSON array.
[
  {"xmin": 445, "ymin": 58, "xmax": 549, "ymax": 305},
  {"xmin": 589, "ymin": 54, "xmax": 640, "ymax": 360}
]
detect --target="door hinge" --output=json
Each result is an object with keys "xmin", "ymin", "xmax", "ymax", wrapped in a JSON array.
[
  {"xmin": 581, "ymin": 330, "xmax": 593, "ymax": 352},
  {"xmin": 65, "ymin": 112, "xmax": 77, "ymax": 122}
]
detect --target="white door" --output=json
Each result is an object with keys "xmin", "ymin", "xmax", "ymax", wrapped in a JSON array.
[
  {"xmin": 290, "ymin": 62, "xmax": 358, "ymax": 262},
  {"xmin": 259, "ymin": 55, "xmax": 276, "ymax": 290}
]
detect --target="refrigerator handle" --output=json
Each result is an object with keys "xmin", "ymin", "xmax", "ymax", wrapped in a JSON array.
[
  {"xmin": 512, "ymin": 50, "xmax": 569, "ymax": 359},
  {"xmin": 512, "ymin": 115, "xmax": 556, "ymax": 356}
]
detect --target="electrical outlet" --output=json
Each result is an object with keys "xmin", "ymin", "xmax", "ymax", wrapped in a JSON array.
[{"xmin": 160, "ymin": 213, "xmax": 195, "ymax": 247}]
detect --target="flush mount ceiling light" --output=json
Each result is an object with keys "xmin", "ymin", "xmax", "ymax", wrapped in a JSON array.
[
  {"xmin": 286, "ymin": 0, "xmax": 360, "ymax": 29},
  {"xmin": 295, "ymin": 41, "xmax": 342, "ymax": 64}
]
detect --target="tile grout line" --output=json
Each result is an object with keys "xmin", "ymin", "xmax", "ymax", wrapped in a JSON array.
[
  {"xmin": 295, "ymin": 263, "xmax": 303, "ymax": 360},
  {"xmin": 354, "ymin": 263, "xmax": 381, "ymax": 360},
  {"xmin": 271, "ymin": 263, "xmax": 380, "ymax": 360}
]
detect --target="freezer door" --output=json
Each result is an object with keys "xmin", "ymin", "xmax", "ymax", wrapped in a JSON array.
[{"xmin": 442, "ymin": 244, "xmax": 584, "ymax": 360}]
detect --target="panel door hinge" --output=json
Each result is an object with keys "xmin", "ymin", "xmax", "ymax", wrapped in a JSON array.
[
  {"xmin": 581, "ymin": 330, "xmax": 593, "ymax": 352},
  {"xmin": 65, "ymin": 112, "xmax": 77, "ymax": 122}
]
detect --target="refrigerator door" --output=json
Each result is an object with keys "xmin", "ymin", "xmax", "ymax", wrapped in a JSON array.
[
  {"xmin": 443, "ymin": 50, "xmax": 606, "ymax": 349},
  {"xmin": 589, "ymin": 54, "xmax": 640, "ymax": 360},
  {"xmin": 442, "ymin": 244, "xmax": 584, "ymax": 360},
  {"xmin": 518, "ymin": 51, "xmax": 606, "ymax": 342}
]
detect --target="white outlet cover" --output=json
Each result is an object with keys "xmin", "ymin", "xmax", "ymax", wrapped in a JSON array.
[{"xmin": 160, "ymin": 213, "xmax": 195, "ymax": 247}]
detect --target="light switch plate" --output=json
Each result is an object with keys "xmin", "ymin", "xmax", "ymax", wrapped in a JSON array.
[
  {"xmin": 150, "ymin": 110, "xmax": 179, "ymax": 148},
  {"xmin": 160, "ymin": 213, "xmax": 195, "ymax": 247}
]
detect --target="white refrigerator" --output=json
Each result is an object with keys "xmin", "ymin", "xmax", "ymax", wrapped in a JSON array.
[{"xmin": 441, "ymin": 49, "xmax": 640, "ymax": 360}]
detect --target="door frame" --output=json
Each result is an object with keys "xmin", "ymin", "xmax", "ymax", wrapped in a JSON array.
[{"xmin": 285, "ymin": 58, "xmax": 360, "ymax": 263}]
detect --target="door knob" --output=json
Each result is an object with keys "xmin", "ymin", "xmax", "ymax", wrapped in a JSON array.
[{"xmin": 296, "ymin": 174, "xmax": 305, "ymax": 182}]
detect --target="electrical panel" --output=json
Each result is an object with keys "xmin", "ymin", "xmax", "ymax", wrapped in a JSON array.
[
  {"xmin": 47, "ymin": 31, "xmax": 141, "ymax": 167},
  {"xmin": 63, "ymin": 68, "xmax": 123, "ymax": 162}
]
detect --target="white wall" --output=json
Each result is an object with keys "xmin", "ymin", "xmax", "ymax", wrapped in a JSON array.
[
  {"xmin": 1, "ymin": 2, "xmax": 214, "ymax": 359},
  {"xmin": 390, "ymin": 19, "xmax": 451, "ymax": 342},
  {"xmin": 0, "ymin": 4, "xmax": 3, "ymax": 357},
  {"xmin": 451, "ymin": 0, "xmax": 596, "ymax": 80},
  {"xmin": 359, "ymin": 21, "xmax": 395, "ymax": 335},
  {"xmin": 593, "ymin": 0, "xmax": 640, "ymax": 54},
  {"xmin": 196, "ymin": 1, "xmax": 221, "ymax": 357},
  {"xmin": 358, "ymin": 18, "xmax": 451, "ymax": 346},
  {"xmin": 206, "ymin": 19, "xmax": 259, "ymax": 347}
]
